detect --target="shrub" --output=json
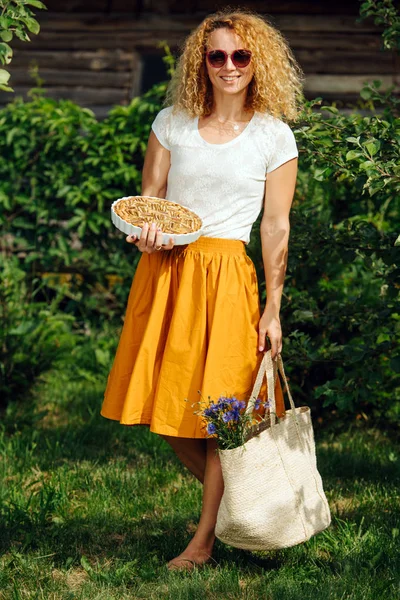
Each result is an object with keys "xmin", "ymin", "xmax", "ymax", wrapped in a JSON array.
[
  {"xmin": 0, "ymin": 82, "xmax": 167, "ymax": 322},
  {"xmin": 247, "ymin": 84, "xmax": 399, "ymax": 423},
  {"xmin": 0, "ymin": 255, "xmax": 77, "ymax": 408}
]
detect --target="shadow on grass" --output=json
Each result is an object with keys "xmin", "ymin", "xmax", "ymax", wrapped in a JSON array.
[
  {"xmin": 2, "ymin": 386, "xmax": 179, "ymax": 471},
  {"xmin": 3, "ymin": 385, "xmax": 399, "ymax": 484},
  {"xmin": 317, "ymin": 442, "xmax": 400, "ymax": 484},
  {"xmin": 0, "ymin": 507, "xmax": 288, "ymax": 576},
  {"xmin": 2, "ymin": 508, "xmax": 398, "ymax": 589},
  {"xmin": 6, "ymin": 423, "xmax": 399, "ymax": 496}
]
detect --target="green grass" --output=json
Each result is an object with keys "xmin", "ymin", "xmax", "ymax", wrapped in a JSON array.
[{"xmin": 0, "ymin": 370, "xmax": 399, "ymax": 600}]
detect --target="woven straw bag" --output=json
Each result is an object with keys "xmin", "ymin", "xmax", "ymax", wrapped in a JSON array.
[{"xmin": 215, "ymin": 350, "xmax": 331, "ymax": 551}]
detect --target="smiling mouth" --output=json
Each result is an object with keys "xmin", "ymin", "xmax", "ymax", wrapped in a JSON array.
[{"xmin": 220, "ymin": 76, "xmax": 240, "ymax": 81}]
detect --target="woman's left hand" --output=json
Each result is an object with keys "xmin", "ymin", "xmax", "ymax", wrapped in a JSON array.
[{"xmin": 258, "ymin": 307, "xmax": 282, "ymax": 359}]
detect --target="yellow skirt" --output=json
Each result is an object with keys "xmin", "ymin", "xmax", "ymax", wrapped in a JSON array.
[{"xmin": 100, "ymin": 236, "xmax": 285, "ymax": 438}]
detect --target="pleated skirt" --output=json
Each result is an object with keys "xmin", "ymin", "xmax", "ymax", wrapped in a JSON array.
[{"xmin": 100, "ymin": 236, "xmax": 285, "ymax": 438}]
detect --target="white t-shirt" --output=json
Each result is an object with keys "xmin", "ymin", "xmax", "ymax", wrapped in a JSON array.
[{"xmin": 151, "ymin": 106, "xmax": 298, "ymax": 243}]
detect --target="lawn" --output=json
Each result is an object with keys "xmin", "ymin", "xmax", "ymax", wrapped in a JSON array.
[{"xmin": 0, "ymin": 370, "xmax": 399, "ymax": 600}]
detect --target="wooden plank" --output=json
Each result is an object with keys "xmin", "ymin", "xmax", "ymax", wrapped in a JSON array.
[
  {"xmin": 42, "ymin": 0, "xmax": 363, "ymax": 15},
  {"xmin": 0, "ymin": 86, "xmax": 128, "ymax": 105},
  {"xmin": 36, "ymin": 13, "xmax": 381, "ymax": 33},
  {"xmin": 37, "ymin": 14, "xmax": 198, "ymax": 32},
  {"xmin": 295, "ymin": 50, "xmax": 395, "ymax": 74},
  {"xmin": 42, "ymin": 0, "xmax": 110, "ymax": 11},
  {"xmin": 304, "ymin": 74, "xmax": 399, "ymax": 94},
  {"xmin": 8, "ymin": 68, "xmax": 133, "ymax": 87},
  {"xmin": 10, "ymin": 31, "xmax": 186, "ymax": 50},
  {"xmin": 270, "ymin": 14, "xmax": 382, "ymax": 32},
  {"xmin": 10, "ymin": 49, "xmax": 137, "ymax": 71},
  {"xmin": 10, "ymin": 30, "xmax": 385, "ymax": 52},
  {"xmin": 10, "ymin": 46, "xmax": 394, "ymax": 76},
  {"xmin": 186, "ymin": 1, "xmax": 361, "ymax": 15},
  {"xmin": 287, "ymin": 33, "xmax": 383, "ymax": 52}
]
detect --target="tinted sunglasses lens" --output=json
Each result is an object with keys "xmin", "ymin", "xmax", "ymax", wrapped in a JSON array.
[
  {"xmin": 233, "ymin": 50, "xmax": 251, "ymax": 67},
  {"xmin": 207, "ymin": 50, "xmax": 226, "ymax": 67}
]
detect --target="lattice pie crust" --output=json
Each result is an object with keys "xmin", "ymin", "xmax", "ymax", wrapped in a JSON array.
[{"xmin": 112, "ymin": 196, "xmax": 202, "ymax": 234}]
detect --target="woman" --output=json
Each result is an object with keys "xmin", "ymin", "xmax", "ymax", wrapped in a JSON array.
[{"xmin": 101, "ymin": 10, "xmax": 304, "ymax": 570}]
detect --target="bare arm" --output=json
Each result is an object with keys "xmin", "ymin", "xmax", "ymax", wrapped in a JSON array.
[
  {"xmin": 127, "ymin": 131, "xmax": 174, "ymax": 252},
  {"xmin": 258, "ymin": 156, "xmax": 298, "ymax": 357}
]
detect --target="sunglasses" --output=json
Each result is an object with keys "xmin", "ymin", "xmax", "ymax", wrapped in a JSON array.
[{"xmin": 206, "ymin": 49, "xmax": 252, "ymax": 69}]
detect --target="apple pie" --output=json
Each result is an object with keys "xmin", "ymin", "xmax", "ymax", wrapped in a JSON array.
[{"xmin": 112, "ymin": 196, "xmax": 202, "ymax": 235}]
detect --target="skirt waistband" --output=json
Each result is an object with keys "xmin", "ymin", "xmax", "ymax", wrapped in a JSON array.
[{"xmin": 177, "ymin": 236, "xmax": 247, "ymax": 256}]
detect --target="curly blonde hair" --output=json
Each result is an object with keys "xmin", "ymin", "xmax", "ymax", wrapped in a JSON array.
[{"xmin": 166, "ymin": 9, "xmax": 305, "ymax": 122}]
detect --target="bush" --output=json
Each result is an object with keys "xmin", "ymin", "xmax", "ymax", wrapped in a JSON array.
[
  {"xmin": 0, "ymin": 82, "xmax": 167, "ymax": 321},
  {"xmin": 247, "ymin": 84, "xmax": 399, "ymax": 423},
  {"xmin": 0, "ymin": 255, "xmax": 78, "ymax": 408}
]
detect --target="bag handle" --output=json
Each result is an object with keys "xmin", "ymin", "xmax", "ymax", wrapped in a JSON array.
[{"xmin": 245, "ymin": 350, "xmax": 297, "ymax": 425}]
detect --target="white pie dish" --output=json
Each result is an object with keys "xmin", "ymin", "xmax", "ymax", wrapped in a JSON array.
[{"xmin": 111, "ymin": 196, "xmax": 203, "ymax": 246}]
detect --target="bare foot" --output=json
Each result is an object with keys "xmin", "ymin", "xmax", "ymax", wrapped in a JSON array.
[{"xmin": 167, "ymin": 545, "xmax": 215, "ymax": 571}]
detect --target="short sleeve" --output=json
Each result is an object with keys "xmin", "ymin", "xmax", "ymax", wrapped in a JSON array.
[
  {"xmin": 266, "ymin": 122, "xmax": 298, "ymax": 173},
  {"xmin": 151, "ymin": 106, "xmax": 173, "ymax": 151}
]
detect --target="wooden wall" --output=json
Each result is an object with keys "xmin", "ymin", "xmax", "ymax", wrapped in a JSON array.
[{"xmin": 1, "ymin": 0, "xmax": 398, "ymax": 117}]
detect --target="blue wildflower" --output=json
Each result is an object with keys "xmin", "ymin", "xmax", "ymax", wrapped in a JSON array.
[
  {"xmin": 203, "ymin": 408, "xmax": 213, "ymax": 417},
  {"xmin": 222, "ymin": 411, "xmax": 234, "ymax": 423},
  {"xmin": 217, "ymin": 396, "xmax": 231, "ymax": 409},
  {"xmin": 207, "ymin": 423, "xmax": 216, "ymax": 435},
  {"xmin": 254, "ymin": 397, "xmax": 262, "ymax": 410},
  {"xmin": 232, "ymin": 399, "xmax": 246, "ymax": 411},
  {"xmin": 230, "ymin": 408, "xmax": 241, "ymax": 422}
]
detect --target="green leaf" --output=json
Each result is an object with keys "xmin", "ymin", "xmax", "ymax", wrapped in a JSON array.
[
  {"xmin": 57, "ymin": 235, "xmax": 68, "ymax": 254},
  {"xmin": 22, "ymin": 17, "xmax": 40, "ymax": 35},
  {"xmin": 0, "ymin": 68, "xmax": 10, "ymax": 85},
  {"xmin": 346, "ymin": 150, "xmax": 362, "ymax": 161},
  {"xmin": 364, "ymin": 141, "xmax": 380, "ymax": 156},
  {"xmin": 376, "ymin": 333, "xmax": 391, "ymax": 344},
  {"xmin": 95, "ymin": 348, "xmax": 110, "ymax": 367},
  {"xmin": 0, "ymin": 30, "xmax": 12, "ymax": 42},
  {"xmin": 14, "ymin": 28, "xmax": 30, "ymax": 42},
  {"xmin": 313, "ymin": 168, "xmax": 329, "ymax": 181},
  {"xmin": 367, "ymin": 180, "xmax": 385, "ymax": 196},
  {"xmin": 88, "ymin": 220, "xmax": 100, "ymax": 234},
  {"xmin": 320, "ymin": 106, "xmax": 339, "ymax": 114},
  {"xmin": 9, "ymin": 321, "xmax": 36, "ymax": 335},
  {"xmin": 25, "ymin": 0, "xmax": 47, "ymax": 8},
  {"xmin": 0, "ymin": 42, "xmax": 13, "ymax": 64},
  {"xmin": 360, "ymin": 88, "xmax": 371, "ymax": 100},
  {"xmin": 292, "ymin": 309, "xmax": 314, "ymax": 322},
  {"xmin": 80, "ymin": 555, "xmax": 93, "ymax": 573},
  {"xmin": 359, "ymin": 160, "xmax": 376, "ymax": 171}
]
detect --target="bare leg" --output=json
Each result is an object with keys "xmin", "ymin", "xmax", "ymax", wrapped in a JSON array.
[
  {"xmin": 167, "ymin": 438, "xmax": 224, "ymax": 570},
  {"xmin": 160, "ymin": 435, "xmax": 207, "ymax": 483}
]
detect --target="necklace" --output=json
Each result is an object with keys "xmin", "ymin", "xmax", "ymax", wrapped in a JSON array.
[
  {"xmin": 208, "ymin": 115, "xmax": 249, "ymax": 136},
  {"xmin": 216, "ymin": 117, "xmax": 241, "ymax": 131}
]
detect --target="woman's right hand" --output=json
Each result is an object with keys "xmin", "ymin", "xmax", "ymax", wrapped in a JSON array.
[{"xmin": 126, "ymin": 222, "xmax": 175, "ymax": 253}]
